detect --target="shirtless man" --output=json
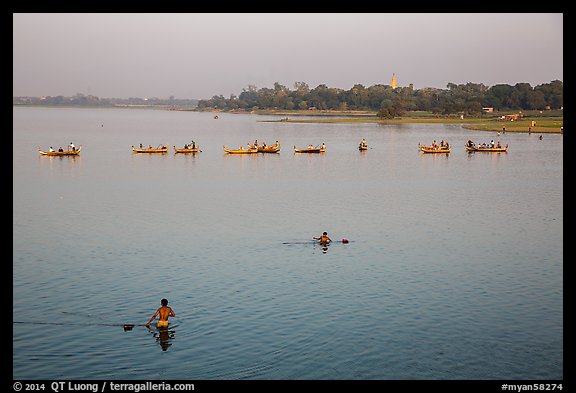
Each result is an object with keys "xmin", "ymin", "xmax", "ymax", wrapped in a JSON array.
[{"xmin": 146, "ymin": 298, "xmax": 175, "ymax": 329}]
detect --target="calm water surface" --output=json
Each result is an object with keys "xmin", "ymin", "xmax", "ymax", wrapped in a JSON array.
[{"xmin": 13, "ymin": 107, "xmax": 563, "ymax": 380}]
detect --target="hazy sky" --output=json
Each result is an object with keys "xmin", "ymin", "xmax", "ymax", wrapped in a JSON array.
[{"xmin": 13, "ymin": 13, "xmax": 563, "ymax": 99}]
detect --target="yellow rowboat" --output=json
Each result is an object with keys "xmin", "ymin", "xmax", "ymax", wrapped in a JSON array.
[
  {"xmin": 294, "ymin": 145, "xmax": 326, "ymax": 153},
  {"xmin": 173, "ymin": 146, "xmax": 201, "ymax": 153},
  {"xmin": 38, "ymin": 146, "xmax": 81, "ymax": 156},
  {"xmin": 418, "ymin": 144, "xmax": 450, "ymax": 154},
  {"xmin": 257, "ymin": 143, "xmax": 280, "ymax": 153},
  {"xmin": 223, "ymin": 146, "xmax": 258, "ymax": 154},
  {"xmin": 132, "ymin": 145, "xmax": 168, "ymax": 153}
]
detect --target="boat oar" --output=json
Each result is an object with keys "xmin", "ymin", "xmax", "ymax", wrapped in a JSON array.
[
  {"xmin": 14, "ymin": 321, "xmax": 149, "ymax": 330},
  {"xmin": 283, "ymin": 239, "xmax": 350, "ymax": 245},
  {"xmin": 311, "ymin": 238, "xmax": 350, "ymax": 243}
]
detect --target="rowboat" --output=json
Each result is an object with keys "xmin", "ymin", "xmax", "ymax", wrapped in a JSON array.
[
  {"xmin": 38, "ymin": 146, "xmax": 81, "ymax": 156},
  {"xmin": 418, "ymin": 144, "xmax": 450, "ymax": 154},
  {"xmin": 173, "ymin": 146, "xmax": 201, "ymax": 153},
  {"xmin": 294, "ymin": 145, "xmax": 326, "ymax": 153},
  {"xmin": 466, "ymin": 144, "xmax": 508, "ymax": 152},
  {"xmin": 223, "ymin": 146, "xmax": 258, "ymax": 154},
  {"xmin": 132, "ymin": 145, "xmax": 168, "ymax": 153},
  {"xmin": 257, "ymin": 143, "xmax": 280, "ymax": 153}
]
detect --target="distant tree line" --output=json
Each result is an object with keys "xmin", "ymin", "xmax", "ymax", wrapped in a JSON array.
[
  {"xmin": 13, "ymin": 93, "xmax": 198, "ymax": 108},
  {"xmin": 196, "ymin": 80, "xmax": 563, "ymax": 118}
]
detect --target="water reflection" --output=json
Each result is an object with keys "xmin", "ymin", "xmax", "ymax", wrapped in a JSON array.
[
  {"xmin": 283, "ymin": 240, "xmax": 331, "ymax": 254},
  {"xmin": 147, "ymin": 326, "xmax": 176, "ymax": 351},
  {"xmin": 418, "ymin": 152, "xmax": 450, "ymax": 160},
  {"xmin": 37, "ymin": 154, "xmax": 82, "ymax": 172},
  {"xmin": 313, "ymin": 241, "xmax": 330, "ymax": 254},
  {"xmin": 465, "ymin": 150, "xmax": 508, "ymax": 162}
]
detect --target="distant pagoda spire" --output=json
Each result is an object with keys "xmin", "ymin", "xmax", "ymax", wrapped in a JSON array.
[{"xmin": 391, "ymin": 73, "xmax": 398, "ymax": 89}]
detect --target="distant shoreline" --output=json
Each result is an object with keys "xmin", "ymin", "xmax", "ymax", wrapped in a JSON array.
[
  {"xmin": 251, "ymin": 110, "xmax": 563, "ymax": 134},
  {"xmin": 14, "ymin": 105, "xmax": 563, "ymax": 134},
  {"xmin": 259, "ymin": 118, "xmax": 563, "ymax": 134}
]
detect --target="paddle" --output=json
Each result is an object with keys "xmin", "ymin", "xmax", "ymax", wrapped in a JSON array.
[
  {"xmin": 14, "ymin": 321, "xmax": 149, "ymax": 330},
  {"xmin": 312, "ymin": 238, "xmax": 349, "ymax": 242},
  {"xmin": 282, "ymin": 239, "xmax": 350, "ymax": 245}
]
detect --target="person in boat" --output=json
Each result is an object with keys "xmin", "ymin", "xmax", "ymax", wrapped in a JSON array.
[
  {"xmin": 146, "ymin": 298, "xmax": 175, "ymax": 329},
  {"xmin": 359, "ymin": 138, "xmax": 367, "ymax": 148},
  {"xmin": 58, "ymin": 147, "xmax": 64, "ymax": 152},
  {"xmin": 444, "ymin": 140, "xmax": 449, "ymax": 149},
  {"xmin": 496, "ymin": 141, "xmax": 502, "ymax": 148},
  {"xmin": 308, "ymin": 144, "xmax": 314, "ymax": 149},
  {"xmin": 69, "ymin": 142, "xmax": 75, "ymax": 151},
  {"xmin": 321, "ymin": 142, "xmax": 326, "ymax": 150},
  {"xmin": 191, "ymin": 140, "xmax": 196, "ymax": 149},
  {"xmin": 466, "ymin": 140, "xmax": 475, "ymax": 148},
  {"xmin": 49, "ymin": 146, "xmax": 54, "ymax": 152},
  {"xmin": 313, "ymin": 232, "xmax": 332, "ymax": 244},
  {"xmin": 140, "ymin": 143, "xmax": 143, "ymax": 149}
]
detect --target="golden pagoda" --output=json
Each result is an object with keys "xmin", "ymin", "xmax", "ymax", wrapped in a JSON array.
[{"xmin": 391, "ymin": 73, "xmax": 398, "ymax": 89}]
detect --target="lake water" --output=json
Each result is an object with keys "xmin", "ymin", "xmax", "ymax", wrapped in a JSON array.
[{"xmin": 13, "ymin": 106, "xmax": 563, "ymax": 380}]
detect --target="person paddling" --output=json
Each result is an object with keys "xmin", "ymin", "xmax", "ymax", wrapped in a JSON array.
[
  {"xmin": 146, "ymin": 298, "xmax": 175, "ymax": 329},
  {"xmin": 313, "ymin": 232, "xmax": 332, "ymax": 244}
]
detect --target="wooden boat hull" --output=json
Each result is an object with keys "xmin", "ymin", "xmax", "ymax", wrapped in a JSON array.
[
  {"xmin": 420, "ymin": 148, "xmax": 450, "ymax": 153},
  {"xmin": 173, "ymin": 146, "xmax": 200, "ymax": 153},
  {"xmin": 294, "ymin": 146, "xmax": 326, "ymax": 153},
  {"xmin": 223, "ymin": 146, "xmax": 258, "ymax": 154},
  {"xmin": 466, "ymin": 145, "xmax": 508, "ymax": 152},
  {"xmin": 38, "ymin": 146, "xmax": 81, "ymax": 156},
  {"xmin": 257, "ymin": 144, "xmax": 280, "ymax": 153},
  {"xmin": 132, "ymin": 146, "xmax": 168, "ymax": 153},
  {"xmin": 418, "ymin": 144, "xmax": 450, "ymax": 154}
]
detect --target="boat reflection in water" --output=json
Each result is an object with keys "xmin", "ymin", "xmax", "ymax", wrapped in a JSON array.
[{"xmin": 314, "ymin": 241, "xmax": 330, "ymax": 254}]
